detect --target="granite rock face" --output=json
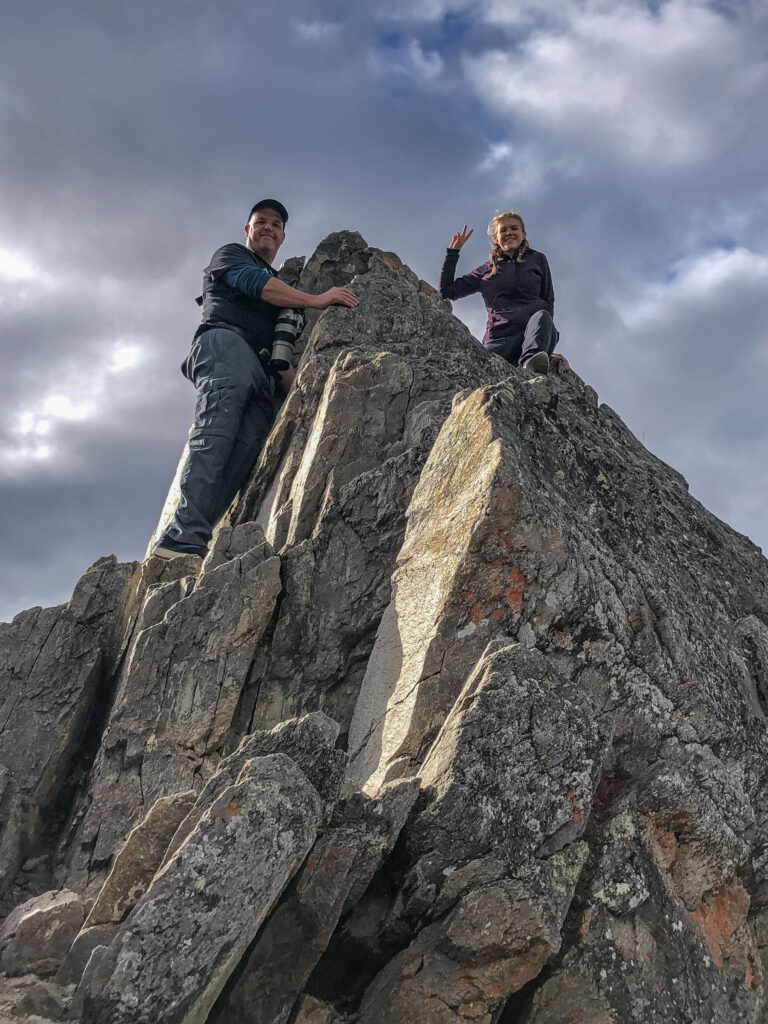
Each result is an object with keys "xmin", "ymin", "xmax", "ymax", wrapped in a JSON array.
[
  {"xmin": 60, "ymin": 525, "xmax": 281, "ymax": 898},
  {"xmin": 76, "ymin": 753, "xmax": 328, "ymax": 1024},
  {"xmin": 227, "ymin": 238, "xmax": 507, "ymax": 744},
  {"xmin": 0, "ymin": 556, "xmax": 141, "ymax": 901},
  {"xmin": 2, "ymin": 231, "xmax": 768, "ymax": 1024}
]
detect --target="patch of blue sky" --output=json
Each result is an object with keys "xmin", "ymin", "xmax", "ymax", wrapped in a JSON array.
[{"xmin": 374, "ymin": 7, "xmax": 483, "ymax": 61}]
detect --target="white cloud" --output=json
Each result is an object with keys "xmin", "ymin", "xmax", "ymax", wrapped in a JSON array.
[
  {"xmin": 0, "ymin": 248, "xmax": 35, "ymax": 280},
  {"xmin": 1, "ymin": 339, "xmax": 149, "ymax": 476},
  {"xmin": 615, "ymin": 247, "xmax": 768, "ymax": 328},
  {"xmin": 293, "ymin": 20, "xmax": 339, "ymax": 40},
  {"xmin": 463, "ymin": 0, "xmax": 768, "ymax": 168},
  {"xmin": 476, "ymin": 142, "xmax": 511, "ymax": 173},
  {"xmin": 408, "ymin": 39, "xmax": 444, "ymax": 80}
]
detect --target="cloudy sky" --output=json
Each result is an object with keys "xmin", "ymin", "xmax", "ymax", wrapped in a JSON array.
[{"xmin": 1, "ymin": 0, "xmax": 766, "ymax": 622}]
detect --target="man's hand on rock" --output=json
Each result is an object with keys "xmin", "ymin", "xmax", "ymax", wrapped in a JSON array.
[{"xmin": 313, "ymin": 287, "xmax": 358, "ymax": 309}]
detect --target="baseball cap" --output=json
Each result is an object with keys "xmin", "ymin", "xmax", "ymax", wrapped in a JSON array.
[{"xmin": 248, "ymin": 199, "xmax": 289, "ymax": 226}]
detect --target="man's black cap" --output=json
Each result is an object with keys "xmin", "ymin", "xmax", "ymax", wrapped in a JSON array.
[{"xmin": 248, "ymin": 199, "xmax": 289, "ymax": 226}]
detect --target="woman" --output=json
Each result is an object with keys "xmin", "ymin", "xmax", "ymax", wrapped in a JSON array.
[{"xmin": 439, "ymin": 210, "xmax": 559, "ymax": 373}]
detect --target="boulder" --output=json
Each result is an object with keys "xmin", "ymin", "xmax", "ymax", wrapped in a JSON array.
[
  {"xmin": 356, "ymin": 640, "xmax": 607, "ymax": 1022},
  {"xmin": 227, "ymin": 242, "xmax": 507, "ymax": 743},
  {"xmin": 0, "ymin": 889, "xmax": 84, "ymax": 978},
  {"xmin": 215, "ymin": 777, "xmax": 418, "ymax": 1024},
  {"xmin": 76, "ymin": 754, "xmax": 324, "ymax": 1024}
]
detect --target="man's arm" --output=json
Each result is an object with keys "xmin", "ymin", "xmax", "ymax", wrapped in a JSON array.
[
  {"xmin": 261, "ymin": 277, "xmax": 358, "ymax": 309},
  {"xmin": 223, "ymin": 264, "xmax": 357, "ymax": 309}
]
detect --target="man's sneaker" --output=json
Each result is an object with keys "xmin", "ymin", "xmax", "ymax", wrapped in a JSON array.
[
  {"xmin": 152, "ymin": 536, "xmax": 207, "ymax": 560},
  {"xmin": 522, "ymin": 351, "xmax": 550, "ymax": 375}
]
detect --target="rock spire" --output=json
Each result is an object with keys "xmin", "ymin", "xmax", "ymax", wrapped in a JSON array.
[{"xmin": 1, "ymin": 231, "xmax": 767, "ymax": 1023}]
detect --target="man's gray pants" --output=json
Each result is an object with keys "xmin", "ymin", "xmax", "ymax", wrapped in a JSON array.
[
  {"xmin": 484, "ymin": 309, "xmax": 559, "ymax": 366},
  {"xmin": 166, "ymin": 328, "xmax": 274, "ymax": 548}
]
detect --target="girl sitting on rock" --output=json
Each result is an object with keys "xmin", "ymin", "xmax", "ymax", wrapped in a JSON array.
[{"xmin": 439, "ymin": 210, "xmax": 560, "ymax": 374}]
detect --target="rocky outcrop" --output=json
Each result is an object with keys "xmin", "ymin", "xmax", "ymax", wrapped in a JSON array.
[
  {"xmin": 214, "ymin": 776, "xmax": 418, "ymax": 1024},
  {"xmin": 2, "ymin": 231, "xmax": 768, "ymax": 1023},
  {"xmin": 59, "ymin": 524, "xmax": 282, "ymax": 898},
  {"xmin": 76, "ymin": 752, "xmax": 328, "ymax": 1024},
  {"xmin": 0, "ymin": 557, "xmax": 141, "ymax": 902},
  {"xmin": 228, "ymin": 239, "xmax": 506, "ymax": 743}
]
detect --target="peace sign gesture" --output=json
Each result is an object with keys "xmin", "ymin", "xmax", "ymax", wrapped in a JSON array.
[{"xmin": 449, "ymin": 225, "xmax": 474, "ymax": 250}]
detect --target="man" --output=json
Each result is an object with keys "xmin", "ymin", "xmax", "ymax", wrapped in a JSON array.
[{"xmin": 152, "ymin": 199, "xmax": 358, "ymax": 559}]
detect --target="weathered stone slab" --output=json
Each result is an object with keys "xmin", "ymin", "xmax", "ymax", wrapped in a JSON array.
[
  {"xmin": 60, "ymin": 534, "xmax": 282, "ymax": 898},
  {"xmin": 163, "ymin": 712, "xmax": 345, "ymax": 867},
  {"xmin": 0, "ymin": 973, "xmax": 72, "ymax": 1022},
  {"xmin": 403, "ymin": 641, "xmax": 609, "ymax": 906},
  {"xmin": 0, "ymin": 557, "xmax": 141, "ymax": 898},
  {"xmin": 76, "ymin": 753, "xmax": 323, "ymax": 1024},
  {"xmin": 356, "ymin": 640, "xmax": 606, "ymax": 1022},
  {"xmin": 518, "ymin": 808, "xmax": 763, "ymax": 1024},
  {"xmin": 358, "ymin": 847, "xmax": 586, "ymax": 1024},
  {"xmin": 347, "ymin": 367, "xmax": 768, "ymax": 793},
  {"xmin": 215, "ymin": 777, "xmax": 418, "ymax": 1024},
  {"xmin": 55, "ymin": 921, "xmax": 117, "ymax": 987},
  {"xmin": 0, "ymin": 889, "xmax": 84, "ymax": 977},
  {"xmin": 84, "ymin": 789, "xmax": 197, "ymax": 928}
]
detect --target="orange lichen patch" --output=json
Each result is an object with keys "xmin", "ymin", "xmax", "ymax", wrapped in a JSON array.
[
  {"xmin": 459, "ymin": 968, "xmax": 481, "ymax": 997},
  {"xmin": 382, "ymin": 255, "xmax": 401, "ymax": 269},
  {"xmin": 505, "ymin": 587, "xmax": 524, "ymax": 611},
  {"xmin": 470, "ymin": 603, "xmax": 485, "ymax": 625},
  {"xmin": 501, "ymin": 535, "xmax": 516, "ymax": 551},
  {"xmin": 566, "ymin": 791, "xmax": 581, "ymax": 820},
  {"xmin": 490, "ymin": 609, "xmax": 504, "ymax": 620},
  {"xmin": 691, "ymin": 886, "xmax": 750, "ymax": 968},
  {"xmin": 461, "ymin": 591, "xmax": 477, "ymax": 604},
  {"xmin": 225, "ymin": 802, "xmax": 242, "ymax": 815},
  {"xmin": 580, "ymin": 909, "xmax": 593, "ymax": 935},
  {"xmin": 490, "ymin": 557, "xmax": 508, "ymax": 569},
  {"xmin": 571, "ymin": 1014, "xmax": 582, "ymax": 1022},
  {"xmin": 509, "ymin": 567, "xmax": 528, "ymax": 585},
  {"xmin": 490, "ymin": 586, "xmax": 502, "ymax": 599},
  {"xmin": 420, "ymin": 282, "xmax": 434, "ymax": 295},
  {"xmin": 652, "ymin": 826, "xmax": 678, "ymax": 867}
]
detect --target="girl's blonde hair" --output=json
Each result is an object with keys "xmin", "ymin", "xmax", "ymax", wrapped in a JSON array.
[{"xmin": 487, "ymin": 210, "xmax": 529, "ymax": 276}]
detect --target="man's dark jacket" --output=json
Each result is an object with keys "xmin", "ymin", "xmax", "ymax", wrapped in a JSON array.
[{"xmin": 195, "ymin": 243, "xmax": 278, "ymax": 354}]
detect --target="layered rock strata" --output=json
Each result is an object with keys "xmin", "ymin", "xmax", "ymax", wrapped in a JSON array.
[{"xmin": 0, "ymin": 231, "xmax": 767, "ymax": 1024}]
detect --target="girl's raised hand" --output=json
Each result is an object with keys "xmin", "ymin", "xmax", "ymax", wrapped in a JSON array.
[{"xmin": 449, "ymin": 225, "xmax": 473, "ymax": 250}]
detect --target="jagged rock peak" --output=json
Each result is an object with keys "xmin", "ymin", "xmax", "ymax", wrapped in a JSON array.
[{"xmin": 1, "ymin": 231, "xmax": 767, "ymax": 1023}]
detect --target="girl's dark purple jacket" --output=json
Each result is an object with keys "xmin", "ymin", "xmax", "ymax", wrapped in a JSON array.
[{"xmin": 439, "ymin": 247, "xmax": 555, "ymax": 342}]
